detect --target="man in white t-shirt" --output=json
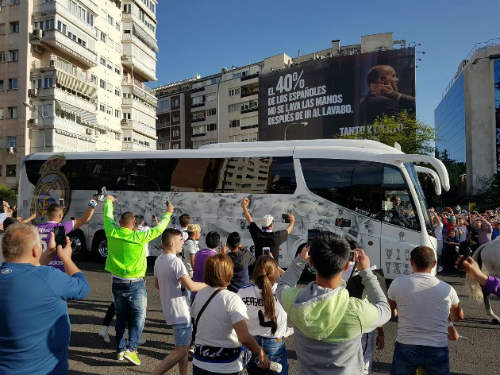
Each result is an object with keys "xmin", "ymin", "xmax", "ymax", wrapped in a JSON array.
[
  {"xmin": 182, "ymin": 223, "xmax": 201, "ymax": 277},
  {"xmin": 388, "ymin": 246, "xmax": 463, "ymax": 375},
  {"xmin": 152, "ymin": 228, "xmax": 206, "ymax": 375}
]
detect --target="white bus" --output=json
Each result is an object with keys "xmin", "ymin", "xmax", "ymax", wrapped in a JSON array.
[{"xmin": 17, "ymin": 139, "xmax": 449, "ymax": 279}]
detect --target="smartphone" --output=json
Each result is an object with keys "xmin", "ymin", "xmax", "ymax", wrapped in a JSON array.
[
  {"xmin": 349, "ymin": 250, "xmax": 356, "ymax": 262},
  {"xmin": 263, "ymin": 247, "xmax": 270, "ymax": 256},
  {"xmin": 58, "ymin": 198, "xmax": 65, "ymax": 208},
  {"xmin": 282, "ymin": 213, "xmax": 289, "ymax": 223},
  {"xmin": 54, "ymin": 226, "xmax": 66, "ymax": 247},
  {"xmin": 97, "ymin": 186, "xmax": 107, "ymax": 201},
  {"xmin": 166, "ymin": 200, "xmax": 170, "ymax": 208}
]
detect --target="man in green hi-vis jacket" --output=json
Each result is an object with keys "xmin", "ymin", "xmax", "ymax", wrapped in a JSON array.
[{"xmin": 104, "ymin": 195, "xmax": 173, "ymax": 366}]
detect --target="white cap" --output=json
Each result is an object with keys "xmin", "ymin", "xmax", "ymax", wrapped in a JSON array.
[{"xmin": 260, "ymin": 214, "xmax": 274, "ymax": 228}]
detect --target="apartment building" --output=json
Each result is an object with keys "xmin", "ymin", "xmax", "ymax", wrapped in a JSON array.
[
  {"xmin": 0, "ymin": 0, "xmax": 158, "ymax": 188},
  {"xmin": 154, "ymin": 32, "xmax": 405, "ymax": 150}
]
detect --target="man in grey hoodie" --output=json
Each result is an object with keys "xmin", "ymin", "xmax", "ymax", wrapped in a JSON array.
[{"xmin": 277, "ymin": 231, "xmax": 391, "ymax": 375}]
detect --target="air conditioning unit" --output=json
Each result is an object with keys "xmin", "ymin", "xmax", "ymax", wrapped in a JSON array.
[
  {"xmin": 86, "ymin": 128, "xmax": 93, "ymax": 135},
  {"xmin": 8, "ymin": 147, "xmax": 15, "ymax": 154},
  {"xmin": 28, "ymin": 88, "xmax": 38, "ymax": 97}
]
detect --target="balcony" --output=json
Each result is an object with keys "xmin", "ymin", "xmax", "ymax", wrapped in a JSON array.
[
  {"xmin": 241, "ymin": 106, "xmax": 258, "ymax": 114},
  {"xmin": 34, "ymin": 30, "xmax": 98, "ymax": 68},
  {"xmin": 121, "ymin": 119, "xmax": 157, "ymax": 139},
  {"xmin": 122, "ymin": 78, "xmax": 157, "ymax": 106},
  {"xmin": 241, "ymin": 73, "xmax": 259, "ymax": 81},
  {"xmin": 38, "ymin": 87, "xmax": 97, "ymax": 114},
  {"xmin": 31, "ymin": 65, "xmax": 97, "ymax": 99},
  {"xmin": 191, "ymin": 117, "xmax": 206, "ymax": 123},
  {"xmin": 122, "ymin": 96, "xmax": 156, "ymax": 118},
  {"xmin": 121, "ymin": 54, "xmax": 156, "ymax": 82},
  {"xmin": 33, "ymin": 0, "xmax": 97, "ymax": 37}
]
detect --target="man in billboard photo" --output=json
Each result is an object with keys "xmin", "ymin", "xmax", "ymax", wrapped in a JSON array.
[{"xmin": 359, "ymin": 64, "xmax": 415, "ymax": 125}]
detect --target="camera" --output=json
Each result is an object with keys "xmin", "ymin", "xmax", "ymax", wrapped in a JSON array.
[
  {"xmin": 54, "ymin": 226, "xmax": 66, "ymax": 247},
  {"xmin": 282, "ymin": 213, "xmax": 290, "ymax": 223},
  {"xmin": 263, "ymin": 247, "xmax": 271, "ymax": 256}
]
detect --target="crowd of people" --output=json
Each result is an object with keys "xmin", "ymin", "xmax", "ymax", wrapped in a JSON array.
[
  {"xmin": 0, "ymin": 194, "xmax": 499, "ymax": 375},
  {"xmin": 429, "ymin": 206, "xmax": 499, "ymax": 273}
]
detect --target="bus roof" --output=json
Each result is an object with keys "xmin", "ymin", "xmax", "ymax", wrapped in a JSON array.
[{"xmin": 24, "ymin": 140, "xmax": 403, "ymax": 161}]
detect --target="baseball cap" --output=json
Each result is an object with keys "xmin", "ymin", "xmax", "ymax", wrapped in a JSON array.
[{"xmin": 260, "ymin": 215, "xmax": 274, "ymax": 228}]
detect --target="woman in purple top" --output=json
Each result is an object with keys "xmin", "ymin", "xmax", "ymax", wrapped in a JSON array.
[
  {"xmin": 460, "ymin": 256, "xmax": 500, "ymax": 297},
  {"xmin": 191, "ymin": 231, "xmax": 221, "ymax": 300}
]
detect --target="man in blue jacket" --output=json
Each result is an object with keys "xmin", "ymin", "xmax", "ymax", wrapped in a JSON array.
[{"xmin": 0, "ymin": 223, "xmax": 90, "ymax": 375}]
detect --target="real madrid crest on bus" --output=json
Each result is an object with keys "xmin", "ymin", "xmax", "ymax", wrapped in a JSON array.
[{"xmin": 31, "ymin": 154, "xmax": 71, "ymax": 220}]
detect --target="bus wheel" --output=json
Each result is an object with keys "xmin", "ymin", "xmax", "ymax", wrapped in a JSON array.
[
  {"xmin": 92, "ymin": 231, "xmax": 108, "ymax": 263},
  {"xmin": 68, "ymin": 230, "xmax": 87, "ymax": 261}
]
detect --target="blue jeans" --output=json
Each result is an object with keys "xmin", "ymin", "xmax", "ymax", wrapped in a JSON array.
[
  {"xmin": 172, "ymin": 322, "xmax": 192, "ymax": 347},
  {"xmin": 246, "ymin": 336, "xmax": 288, "ymax": 375},
  {"xmin": 112, "ymin": 279, "xmax": 147, "ymax": 352},
  {"xmin": 362, "ymin": 331, "xmax": 376, "ymax": 374},
  {"xmin": 391, "ymin": 341, "xmax": 449, "ymax": 375}
]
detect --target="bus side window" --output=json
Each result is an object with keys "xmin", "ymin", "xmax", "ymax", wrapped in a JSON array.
[{"xmin": 300, "ymin": 159, "xmax": 384, "ymax": 218}]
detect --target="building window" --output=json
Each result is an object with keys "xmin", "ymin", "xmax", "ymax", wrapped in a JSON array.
[
  {"xmin": 172, "ymin": 129, "xmax": 180, "ymax": 138},
  {"xmin": 8, "ymin": 78, "xmax": 17, "ymax": 89},
  {"xmin": 0, "ymin": 80, "xmax": 3, "ymax": 91},
  {"xmin": 114, "ymin": 67, "xmax": 120, "ymax": 75},
  {"xmin": 0, "ymin": 52, "xmax": 5, "ymax": 63},
  {"xmin": 100, "ymin": 32, "xmax": 106, "ymax": 42},
  {"xmin": 43, "ymin": 77, "xmax": 54, "ymax": 88},
  {"xmin": 206, "ymin": 108, "xmax": 216, "ymax": 116},
  {"xmin": 7, "ymin": 136, "xmax": 16, "ymax": 147},
  {"xmin": 0, "ymin": 108, "xmax": 4, "ymax": 120},
  {"xmin": 6, "ymin": 165, "xmax": 16, "ymax": 177},
  {"xmin": 191, "ymin": 95, "xmax": 205, "ymax": 106},
  {"xmin": 228, "ymin": 103, "xmax": 240, "ymax": 112},
  {"xmin": 115, "ymin": 109, "xmax": 120, "ymax": 118},
  {"xmin": 100, "ymin": 57, "xmax": 106, "ymax": 65},
  {"xmin": 10, "ymin": 0, "xmax": 21, "ymax": 5},
  {"xmin": 8, "ymin": 106, "xmax": 17, "ymax": 119},
  {"xmin": 100, "ymin": 79, "xmax": 105, "ymax": 89},
  {"xmin": 229, "ymin": 119, "xmax": 240, "ymax": 128},
  {"xmin": 8, "ymin": 49, "xmax": 18, "ymax": 62},
  {"xmin": 207, "ymin": 123, "xmax": 217, "ymax": 131},
  {"xmin": 229, "ymin": 88, "xmax": 240, "ymax": 96},
  {"xmin": 9, "ymin": 21, "xmax": 19, "ymax": 33},
  {"xmin": 99, "ymin": 104, "xmax": 105, "ymax": 112},
  {"xmin": 107, "ymin": 15, "xmax": 113, "ymax": 25},
  {"xmin": 115, "ymin": 89, "xmax": 120, "ymax": 96},
  {"xmin": 171, "ymin": 96, "xmax": 180, "ymax": 109}
]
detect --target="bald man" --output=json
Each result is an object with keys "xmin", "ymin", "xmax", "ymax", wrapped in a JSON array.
[{"xmin": 0, "ymin": 223, "xmax": 89, "ymax": 375}]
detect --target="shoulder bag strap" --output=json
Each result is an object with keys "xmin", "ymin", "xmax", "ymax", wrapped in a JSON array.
[{"xmin": 192, "ymin": 288, "xmax": 223, "ymax": 342}]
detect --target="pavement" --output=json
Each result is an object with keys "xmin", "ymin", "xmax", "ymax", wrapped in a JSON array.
[{"xmin": 67, "ymin": 260, "xmax": 500, "ymax": 375}]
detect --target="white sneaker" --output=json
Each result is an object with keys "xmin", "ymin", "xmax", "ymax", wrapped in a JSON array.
[{"xmin": 98, "ymin": 326, "xmax": 111, "ymax": 344}]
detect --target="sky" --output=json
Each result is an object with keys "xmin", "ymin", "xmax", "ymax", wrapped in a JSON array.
[{"xmin": 153, "ymin": 0, "xmax": 499, "ymax": 127}]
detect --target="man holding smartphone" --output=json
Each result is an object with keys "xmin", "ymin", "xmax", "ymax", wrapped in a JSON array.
[
  {"xmin": 241, "ymin": 197, "xmax": 294, "ymax": 260},
  {"xmin": 37, "ymin": 195, "xmax": 99, "ymax": 272}
]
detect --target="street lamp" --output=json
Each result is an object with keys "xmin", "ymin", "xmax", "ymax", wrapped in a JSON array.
[
  {"xmin": 283, "ymin": 121, "xmax": 309, "ymax": 141},
  {"xmin": 23, "ymin": 101, "xmax": 46, "ymax": 152}
]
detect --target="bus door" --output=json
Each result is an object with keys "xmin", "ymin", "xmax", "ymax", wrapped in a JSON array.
[{"xmin": 379, "ymin": 165, "xmax": 422, "ymax": 279}]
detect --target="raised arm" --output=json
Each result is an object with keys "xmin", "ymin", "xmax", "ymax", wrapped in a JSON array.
[
  {"xmin": 276, "ymin": 245, "xmax": 309, "ymax": 304},
  {"xmin": 286, "ymin": 213, "xmax": 295, "ymax": 235},
  {"xmin": 241, "ymin": 197, "xmax": 253, "ymax": 224},
  {"xmin": 103, "ymin": 196, "xmax": 119, "ymax": 237},
  {"xmin": 135, "ymin": 200, "xmax": 174, "ymax": 243},
  {"xmin": 74, "ymin": 195, "xmax": 99, "ymax": 229}
]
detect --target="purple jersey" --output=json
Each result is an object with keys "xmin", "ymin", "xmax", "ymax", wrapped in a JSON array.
[{"xmin": 37, "ymin": 220, "xmax": 74, "ymax": 272}]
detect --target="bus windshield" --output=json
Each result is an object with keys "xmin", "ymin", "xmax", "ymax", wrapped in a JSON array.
[{"xmin": 405, "ymin": 162, "xmax": 432, "ymax": 233}]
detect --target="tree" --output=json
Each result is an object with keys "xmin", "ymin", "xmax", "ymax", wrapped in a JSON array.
[
  {"xmin": 341, "ymin": 111, "xmax": 436, "ymax": 155},
  {"xmin": 0, "ymin": 184, "xmax": 17, "ymax": 205}
]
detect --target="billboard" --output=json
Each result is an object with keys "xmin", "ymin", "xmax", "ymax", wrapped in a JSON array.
[{"xmin": 258, "ymin": 48, "xmax": 416, "ymax": 141}]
